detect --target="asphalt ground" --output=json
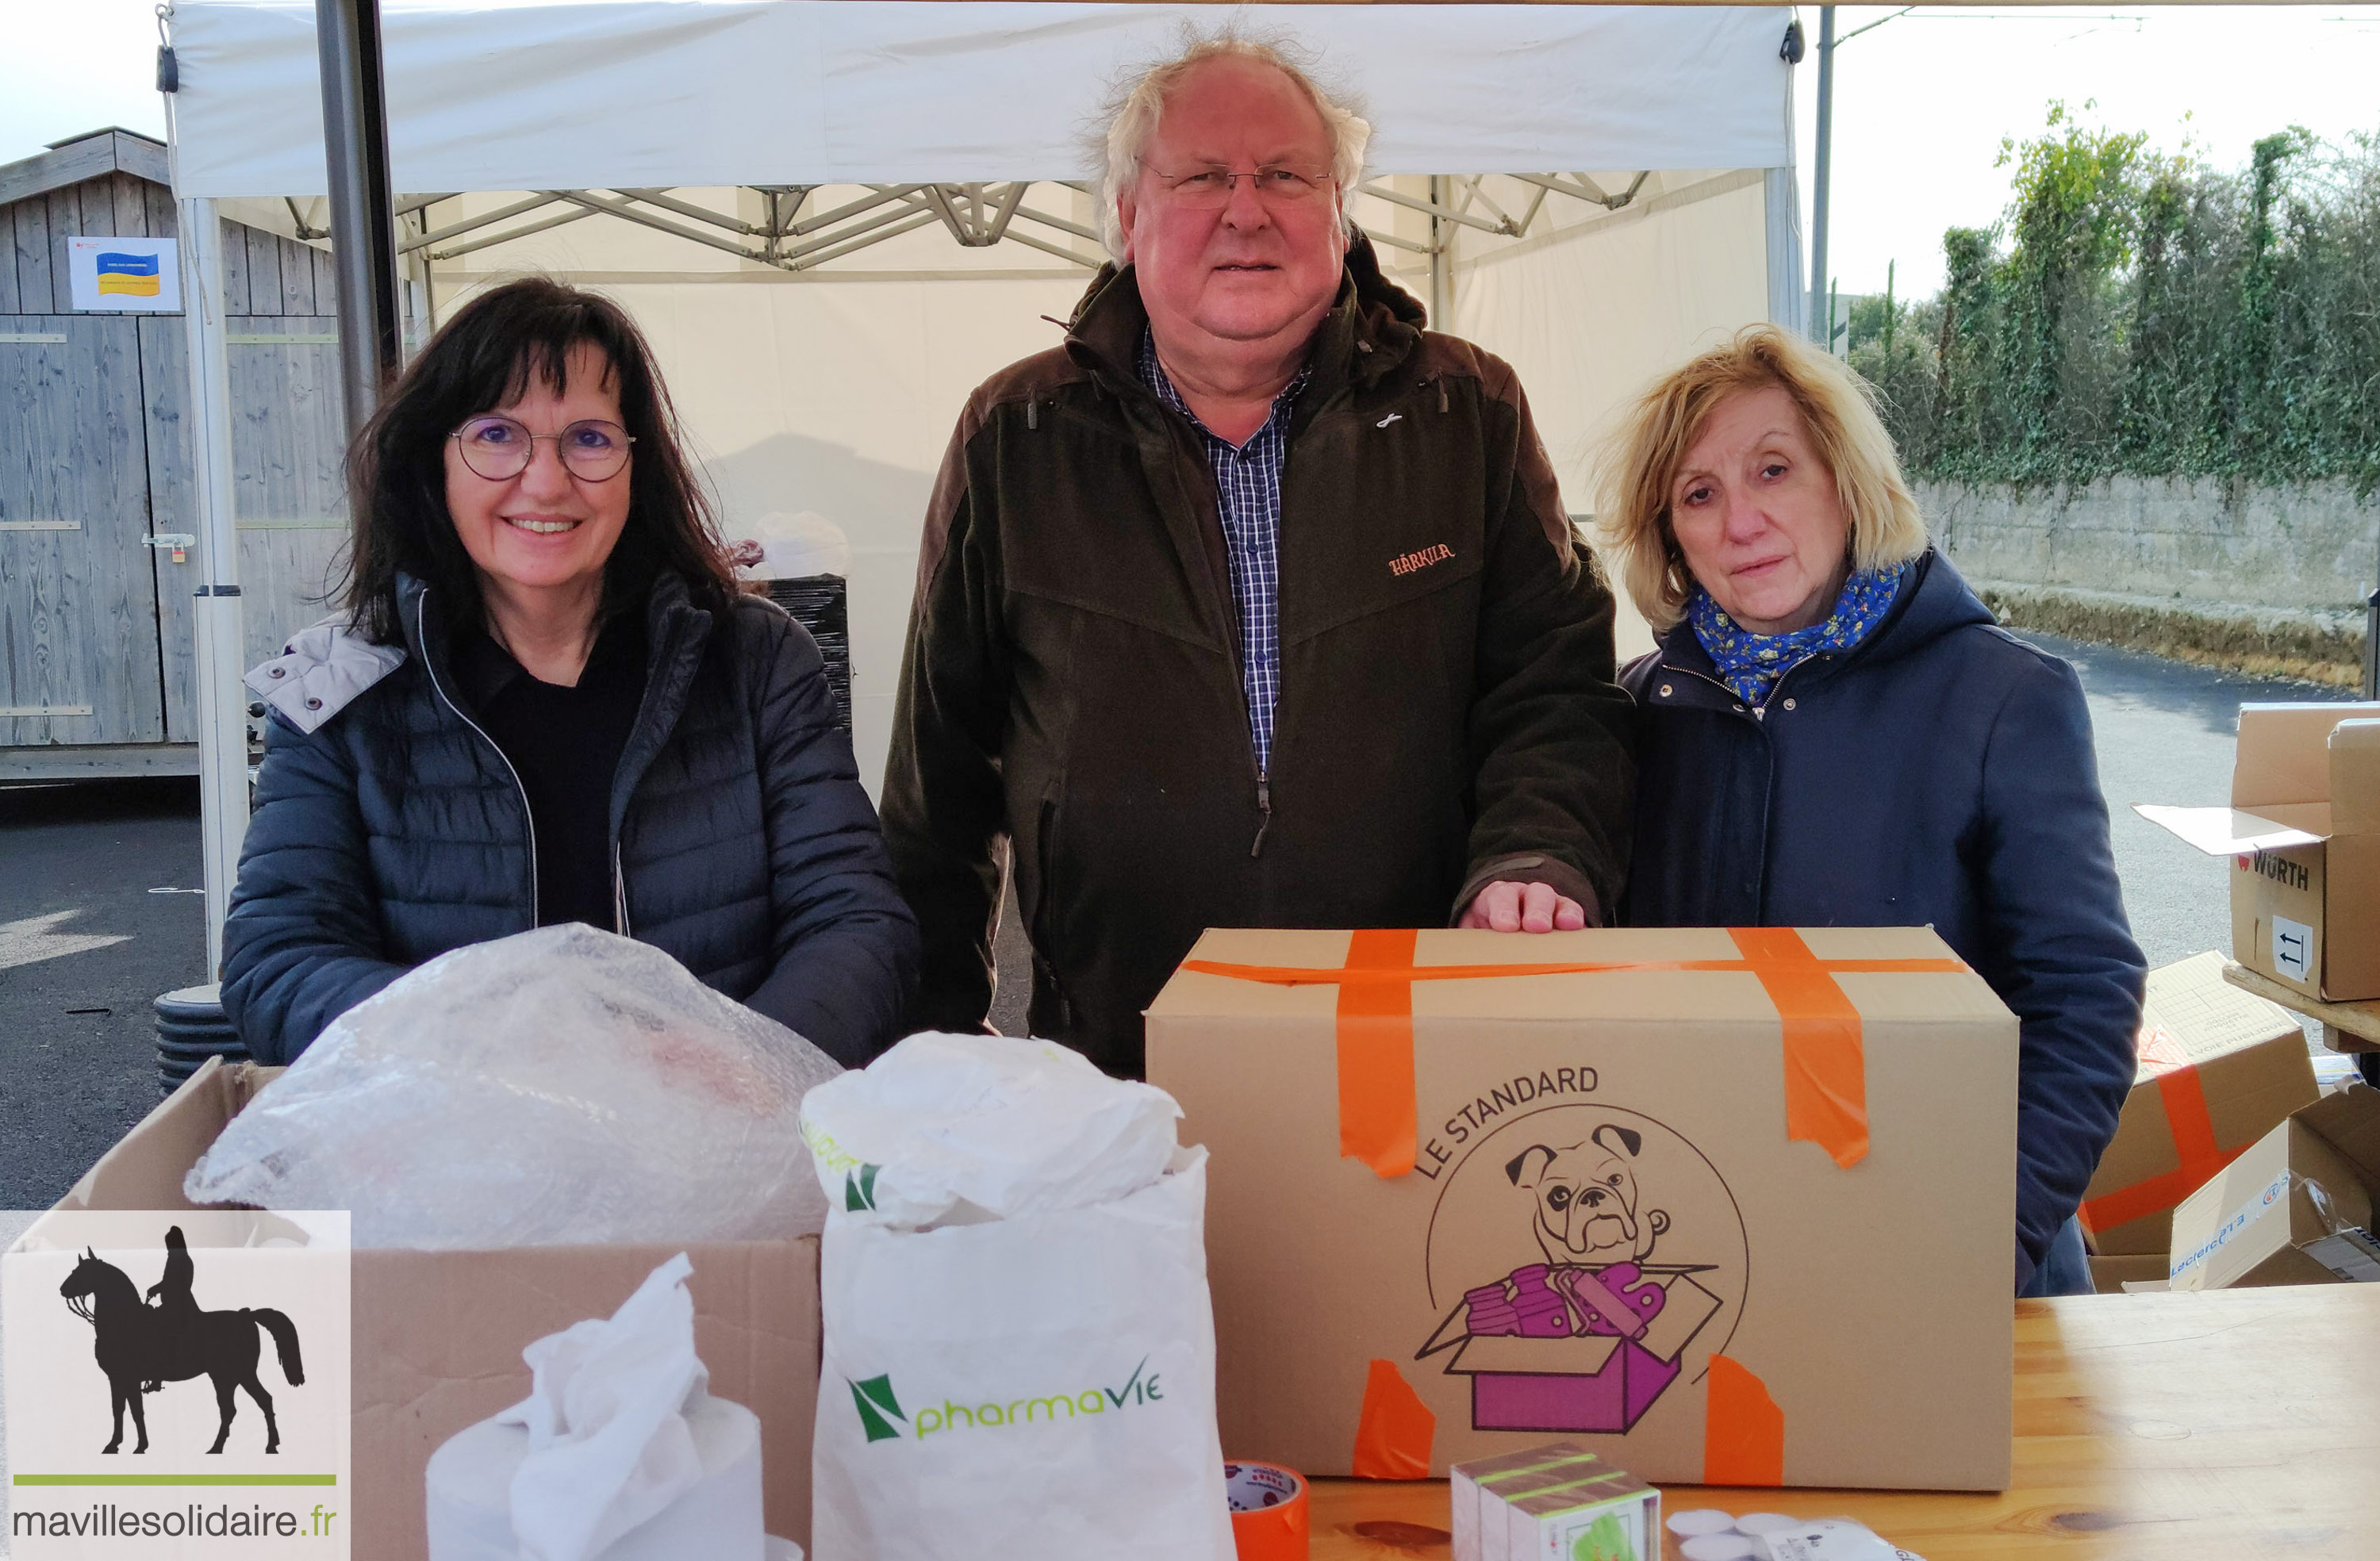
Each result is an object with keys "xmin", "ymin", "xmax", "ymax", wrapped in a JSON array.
[
  {"xmin": 0, "ymin": 779, "xmax": 209, "ymax": 1212},
  {"xmin": 0, "ymin": 640, "xmax": 2354, "ymax": 1214}
]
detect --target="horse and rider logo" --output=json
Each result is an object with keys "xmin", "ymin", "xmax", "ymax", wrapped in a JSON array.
[{"xmin": 57, "ymin": 1225, "xmax": 306, "ymax": 1456}]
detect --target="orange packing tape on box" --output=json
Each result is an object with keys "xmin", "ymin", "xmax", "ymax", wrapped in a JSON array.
[{"xmin": 1226, "ymin": 1461, "xmax": 1309, "ymax": 1560}]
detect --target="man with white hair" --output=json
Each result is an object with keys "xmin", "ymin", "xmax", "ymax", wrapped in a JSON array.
[{"xmin": 884, "ymin": 33, "xmax": 1634, "ymax": 1076}]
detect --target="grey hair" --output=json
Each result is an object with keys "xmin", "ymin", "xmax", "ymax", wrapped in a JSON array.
[{"xmin": 1089, "ymin": 25, "xmax": 1372, "ymax": 263}]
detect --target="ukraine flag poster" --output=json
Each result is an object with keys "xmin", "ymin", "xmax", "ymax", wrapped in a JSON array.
[{"xmin": 67, "ymin": 236, "xmax": 182, "ymax": 313}]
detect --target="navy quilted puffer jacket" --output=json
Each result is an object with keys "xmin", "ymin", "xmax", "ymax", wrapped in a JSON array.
[{"xmin": 221, "ymin": 570, "xmax": 919, "ymax": 1066}]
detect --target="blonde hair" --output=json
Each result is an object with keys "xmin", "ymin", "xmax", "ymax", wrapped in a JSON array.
[
  {"xmin": 1595, "ymin": 324, "xmax": 1928, "ymax": 631},
  {"xmin": 1091, "ymin": 25, "xmax": 1371, "ymax": 263}
]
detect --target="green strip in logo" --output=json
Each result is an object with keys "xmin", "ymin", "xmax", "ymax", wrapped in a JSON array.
[
  {"xmin": 844, "ymin": 1164, "xmax": 881, "ymax": 1212},
  {"xmin": 850, "ymin": 1375, "xmax": 907, "ymax": 1443},
  {"xmin": 13, "ymin": 1475, "xmax": 340, "ymax": 1486}
]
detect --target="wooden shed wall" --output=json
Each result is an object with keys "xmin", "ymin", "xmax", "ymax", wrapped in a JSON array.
[{"xmin": 2, "ymin": 174, "xmax": 348, "ymax": 756}]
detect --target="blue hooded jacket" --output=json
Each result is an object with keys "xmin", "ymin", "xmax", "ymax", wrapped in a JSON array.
[
  {"xmin": 1619, "ymin": 549, "xmax": 2144, "ymax": 1289},
  {"xmin": 222, "ymin": 570, "xmax": 919, "ymax": 1067}
]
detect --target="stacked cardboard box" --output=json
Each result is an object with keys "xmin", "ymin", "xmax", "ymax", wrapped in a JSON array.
[
  {"xmin": 47, "ymin": 1060, "xmax": 823, "ymax": 1561},
  {"xmin": 2137, "ymin": 704, "xmax": 2380, "ymax": 1003},
  {"xmin": 2079, "ymin": 951, "xmax": 2317, "ymax": 1264},
  {"xmin": 2168, "ymin": 1083, "xmax": 2380, "ymax": 1290}
]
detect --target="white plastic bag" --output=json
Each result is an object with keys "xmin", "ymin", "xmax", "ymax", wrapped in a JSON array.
[
  {"xmin": 799, "ymin": 1031, "xmax": 1182, "ymax": 1224},
  {"xmin": 802, "ymin": 1034, "xmax": 1232, "ymax": 1561},
  {"xmin": 186, "ymin": 925, "xmax": 840, "ymax": 1248}
]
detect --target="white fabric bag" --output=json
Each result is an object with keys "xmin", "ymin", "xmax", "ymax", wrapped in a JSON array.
[{"xmin": 802, "ymin": 1034, "xmax": 1232, "ymax": 1561}]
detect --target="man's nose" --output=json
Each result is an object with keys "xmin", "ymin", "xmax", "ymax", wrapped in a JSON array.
[{"xmin": 1219, "ymin": 172, "xmax": 1273, "ymax": 228}]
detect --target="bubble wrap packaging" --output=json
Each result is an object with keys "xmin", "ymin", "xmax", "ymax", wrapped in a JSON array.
[{"xmin": 185, "ymin": 925, "xmax": 841, "ymax": 1248}]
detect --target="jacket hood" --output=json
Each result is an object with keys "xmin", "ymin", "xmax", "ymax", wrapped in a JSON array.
[
  {"xmin": 251, "ymin": 572, "xmax": 718, "ymax": 736},
  {"xmin": 244, "ymin": 616, "xmax": 407, "ymax": 735},
  {"xmin": 1063, "ymin": 229, "xmax": 1429, "ymax": 397},
  {"xmin": 1654, "ymin": 547, "xmax": 1992, "ymax": 682}
]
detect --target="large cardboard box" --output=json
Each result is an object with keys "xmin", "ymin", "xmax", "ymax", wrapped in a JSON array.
[
  {"xmin": 49, "ymin": 1059, "xmax": 822, "ymax": 1560},
  {"xmin": 1146, "ymin": 926, "xmax": 2018, "ymax": 1493},
  {"xmin": 2167, "ymin": 1083, "xmax": 2380, "ymax": 1291},
  {"xmin": 2078, "ymin": 951, "xmax": 2317, "ymax": 1256},
  {"xmin": 2137, "ymin": 704, "xmax": 2380, "ymax": 1003}
]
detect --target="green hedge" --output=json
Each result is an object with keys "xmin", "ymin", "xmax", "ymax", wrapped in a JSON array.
[{"xmin": 1848, "ymin": 107, "xmax": 2380, "ymax": 489}]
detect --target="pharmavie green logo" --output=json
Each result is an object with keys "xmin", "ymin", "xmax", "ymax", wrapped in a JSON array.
[
  {"xmin": 842, "ymin": 1164, "xmax": 881, "ymax": 1213},
  {"xmin": 853, "ymin": 1359, "xmax": 1164, "ymax": 1446},
  {"xmin": 848, "ymin": 1375, "xmax": 907, "ymax": 1442}
]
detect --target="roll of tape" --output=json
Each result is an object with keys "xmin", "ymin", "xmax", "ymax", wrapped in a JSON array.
[{"xmin": 1225, "ymin": 1460, "xmax": 1309, "ymax": 1561}]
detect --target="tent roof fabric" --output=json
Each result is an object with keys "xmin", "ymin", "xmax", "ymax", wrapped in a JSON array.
[{"xmin": 168, "ymin": 2, "xmax": 1793, "ymax": 198}]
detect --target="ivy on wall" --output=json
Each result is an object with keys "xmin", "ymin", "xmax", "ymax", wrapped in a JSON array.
[{"xmin": 1848, "ymin": 106, "xmax": 2380, "ymax": 489}]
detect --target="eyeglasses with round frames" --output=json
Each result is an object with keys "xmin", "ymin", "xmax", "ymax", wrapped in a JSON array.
[
  {"xmin": 1147, "ymin": 166, "xmax": 1336, "ymax": 209},
  {"xmin": 449, "ymin": 415, "xmax": 635, "ymax": 481}
]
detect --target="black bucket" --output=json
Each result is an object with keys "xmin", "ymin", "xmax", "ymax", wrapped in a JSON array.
[{"xmin": 155, "ymin": 984, "xmax": 245, "ymax": 1095}]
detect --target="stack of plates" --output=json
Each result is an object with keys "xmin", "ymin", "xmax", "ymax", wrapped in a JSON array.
[
  {"xmin": 155, "ymin": 984, "xmax": 247, "ymax": 1095},
  {"xmin": 762, "ymin": 574, "xmax": 852, "ymax": 732}
]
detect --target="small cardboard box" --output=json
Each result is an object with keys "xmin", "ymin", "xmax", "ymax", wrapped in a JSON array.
[
  {"xmin": 2167, "ymin": 1083, "xmax": 2380, "ymax": 1291},
  {"xmin": 1450, "ymin": 1442, "xmax": 1659, "ymax": 1561},
  {"xmin": 2137, "ymin": 704, "xmax": 2380, "ymax": 1003},
  {"xmin": 2086, "ymin": 1253, "xmax": 2170, "ymax": 1294},
  {"xmin": 2078, "ymin": 951, "xmax": 2317, "ymax": 1256},
  {"xmin": 50, "ymin": 1059, "xmax": 822, "ymax": 1560},
  {"xmin": 1146, "ymin": 926, "xmax": 2018, "ymax": 1493}
]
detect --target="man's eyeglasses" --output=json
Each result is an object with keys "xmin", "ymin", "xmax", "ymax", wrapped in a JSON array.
[
  {"xmin": 449, "ymin": 415, "xmax": 635, "ymax": 481},
  {"xmin": 1149, "ymin": 166, "xmax": 1336, "ymax": 209}
]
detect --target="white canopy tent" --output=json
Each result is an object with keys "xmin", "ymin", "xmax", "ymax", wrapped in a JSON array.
[{"xmin": 164, "ymin": 0, "xmax": 1802, "ymax": 968}]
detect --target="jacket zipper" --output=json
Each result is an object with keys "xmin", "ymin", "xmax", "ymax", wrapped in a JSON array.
[
  {"xmin": 1251, "ymin": 770, "xmax": 1272, "ymax": 857},
  {"xmin": 416, "ymin": 589, "xmax": 542, "ymax": 927},
  {"xmin": 612, "ymin": 840, "xmax": 631, "ymax": 936}
]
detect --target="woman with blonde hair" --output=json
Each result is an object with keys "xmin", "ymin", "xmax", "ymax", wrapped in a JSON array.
[{"xmin": 1600, "ymin": 324, "xmax": 2144, "ymax": 1297}]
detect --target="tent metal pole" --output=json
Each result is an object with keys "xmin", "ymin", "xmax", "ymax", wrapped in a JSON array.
[
  {"xmin": 178, "ymin": 198, "xmax": 251, "ymax": 980},
  {"xmin": 1806, "ymin": 5, "xmax": 1836, "ymax": 343},
  {"xmin": 317, "ymin": 0, "xmax": 405, "ymax": 428},
  {"xmin": 1428, "ymin": 175, "xmax": 1452, "ymax": 329}
]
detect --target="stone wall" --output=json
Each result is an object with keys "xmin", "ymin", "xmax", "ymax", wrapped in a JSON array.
[
  {"xmin": 1921, "ymin": 477, "xmax": 2377, "ymax": 685},
  {"xmin": 1920, "ymin": 476, "xmax": 2378, "ymax": 612}
]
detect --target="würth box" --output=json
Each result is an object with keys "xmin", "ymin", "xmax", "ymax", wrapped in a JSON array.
[
  {"xmin": 2079, "ymin": 951, "xmax": 2317, "ymax": 1257},
  {"xmin": 2137, "ymin": 704, "xmax": 2380, "ymax": 1003},
  {"xmin": 1146, "ymin": 926, "xmax": 2018, "ymax": 1493},
  {"xmin": 2167, "ymin": 1083, "xmax": 2380, "ymax": 1291}
]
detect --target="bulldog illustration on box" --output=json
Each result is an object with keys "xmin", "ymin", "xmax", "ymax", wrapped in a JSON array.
[{"xmin": 1419, "ymin": 1112, "xmax": 1734, "ymax": 1436}]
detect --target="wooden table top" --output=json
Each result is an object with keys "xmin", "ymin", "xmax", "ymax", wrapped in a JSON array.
[
  {"xmin": 1307, "ymin": 1285, "xmax": 2380, "ymax": 1559},
  {"xmin": 2224, "ymin": 961, "xmax": 2380, "ymax": 1050}
]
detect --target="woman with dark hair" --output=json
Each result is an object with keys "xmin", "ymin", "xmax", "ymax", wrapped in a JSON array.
[{"xmin": 222, "ymin": 277, "xmax": 918, "ymax": 1065}]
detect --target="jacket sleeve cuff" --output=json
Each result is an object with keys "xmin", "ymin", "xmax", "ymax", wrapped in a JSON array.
[{"xmin": 1453, "ymin": 853, "xmax": 1603, "ymax": 928}]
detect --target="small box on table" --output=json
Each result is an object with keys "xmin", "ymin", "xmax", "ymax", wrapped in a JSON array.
[{"xmin": 1451, "ymin": 1443, "xmax": 1658, "ymax": 1561}]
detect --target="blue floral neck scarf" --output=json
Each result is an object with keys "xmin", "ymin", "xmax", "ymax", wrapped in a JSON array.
[{"xmin": 1687, "ymin": 562, "xmax": 1910, "ymax": 707}]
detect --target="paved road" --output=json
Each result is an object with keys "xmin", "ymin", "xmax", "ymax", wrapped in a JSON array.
[
  {"xmin": 0, "ymin": 644, "xmax": 2355, "ymax": 1210},
  {"xmin": 2013, "ymin": 631, "xmax": 2343, "ymax": 974},
  {"xmin": 0, "ymin": 780, "xmax": 208, "ymax": 1212}
]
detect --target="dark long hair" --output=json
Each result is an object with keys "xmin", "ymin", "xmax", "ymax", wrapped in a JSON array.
[{"xmin": 340, "ymin": 276, "xmax": 736, "ymax": 644}]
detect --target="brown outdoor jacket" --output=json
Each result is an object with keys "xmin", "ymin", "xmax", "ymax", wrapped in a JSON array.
[{"xmin": 882, "ymin": 236, "xmax": 1635, "ymax": 1076}]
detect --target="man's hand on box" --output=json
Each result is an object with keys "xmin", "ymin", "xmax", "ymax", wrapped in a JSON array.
[{"xmin": 1458, "ymin": 880, "xmax": 1587, "ymax": 934}]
